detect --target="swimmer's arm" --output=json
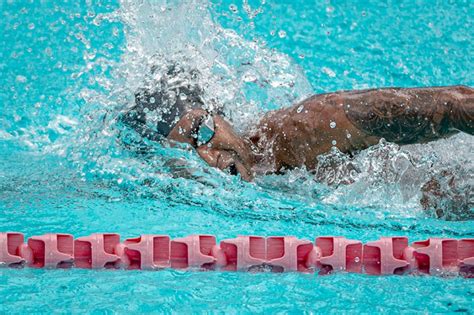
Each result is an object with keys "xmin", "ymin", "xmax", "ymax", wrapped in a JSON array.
[
  {"xmin": 249, "ymin": 86, "xmax": 474, "ymax": 171},
  {"xmin": 334, "ymin": 85, "xmax": 473, "ymax": 146},
  {"xmin": 248, "ymin": 86, "xmax": 472, "ymax": 170}
]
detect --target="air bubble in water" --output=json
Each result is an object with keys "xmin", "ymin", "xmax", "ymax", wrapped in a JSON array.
[
  {"xmin": 278, "ymin": 30, "xmax": 287, "ymax": 38},
  {"xmin": 330, "ymin": 121, "xmax": 336, "ymax": 128},
  {"xmin": 28, "ymin": 23, "xmax": 35, "ymax": 30},
  {"xmin": 229, "ymin": 4, "xmax": 238, "ymax": 13}
]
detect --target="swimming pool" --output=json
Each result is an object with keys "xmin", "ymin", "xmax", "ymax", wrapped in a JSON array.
[{"xmin": 1, "ymin": 0, "xmax": 473, "ymax": 313}]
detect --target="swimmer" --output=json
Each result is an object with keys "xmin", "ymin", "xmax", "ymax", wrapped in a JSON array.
[{"xmin": 123, "ymin": 74, "xmax": 473, "ymax": 183}]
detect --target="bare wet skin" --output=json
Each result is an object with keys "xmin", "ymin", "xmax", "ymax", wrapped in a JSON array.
[{"xmin": 167, "ymin": 86, "xmax": 473, "ymax": 181}]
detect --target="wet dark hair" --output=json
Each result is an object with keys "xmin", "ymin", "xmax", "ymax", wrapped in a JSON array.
[{"xmin": 121, "ymin": 65, "xmax": 205, "ymax": 141}]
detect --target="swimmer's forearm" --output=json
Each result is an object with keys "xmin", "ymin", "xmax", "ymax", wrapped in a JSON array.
[{"xmin": 341, "ymin": 86, "xmax": 473, "ymax": 145}]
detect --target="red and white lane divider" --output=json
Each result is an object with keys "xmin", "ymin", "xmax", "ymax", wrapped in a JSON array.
[{"xmin": 1, "ymin": 233, "xmax": 473, "ymax": 276}]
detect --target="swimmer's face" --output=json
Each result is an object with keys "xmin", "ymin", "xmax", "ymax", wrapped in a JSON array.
[{"xmin": 168, "ymin": 110, "xmax": 257, "ymax": 181}]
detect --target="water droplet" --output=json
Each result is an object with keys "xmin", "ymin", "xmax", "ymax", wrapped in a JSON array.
[
  {"xmin": 229, "ymin": 4, "xmax": 238, "ymax": 13},
  {"xmin": 149, "ymin": 97, "xmax": 156, "ymax": 104},
  {"xmin": 296, "ymin": 105, "xmax": 304, "ymax": 113},
  {"xmin": 179, "ymin": 93, "xmax": 187, "ymax": 101},
  {"xmin": 322, "ymin": 67, "xmax": 336, "ymax": 78},
  {"xmin": 354, "ymin": 256, "xmax": 360, "ymax": 263},
  {"xmin": 28, "ymin": 23, "xmax": 35, "ymax": 30},
  {"xmin": 332, "ymin": 140, "xmax": 337, "ymax": 145},
  {"xmin": 346, "ymin": 133, "xmax": 352, "ymax": 139},
  {"xmin": 44, "ymin": 47, "xmax": 53, "ymax": 56},
  {"xmin": 330, "ymin": 121, "xmax": 336, "ymax": 128},
  {"xmin": 16, "ymin": 75, "xmax": 27, "ymax": 83},
  {"xmin": 278, "ymin": 30, "xmax": 286, "ymax": 38},
  {"xmin": 243, "ymin": 73, "xmax": 257, "ymax": 83},
  {"xmin": 326, "ymin": 6, "xmax": 334, "ymax": 13}
]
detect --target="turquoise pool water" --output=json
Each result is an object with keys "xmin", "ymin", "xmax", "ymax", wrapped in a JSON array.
[{"xmin": 1, "ymin": 1, "xmax": 473, "ymax": 313}]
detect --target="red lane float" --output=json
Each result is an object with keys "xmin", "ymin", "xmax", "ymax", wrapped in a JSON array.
[
  {"xmin": 0, "ymin": 232, "xmax": 473, "ymax": 277},
  {"xmin": 317, "ymin": 236, "xmax": 362, "ymax": 273},
  {"xmin": 28, "ymin": 233, "xmax": 74, "ymax": 268},
  {"xmin": 124, "ymin": 235, "xmax": 170, "ymax": 270},
  {"xmin": 363, "ymin": 237, "xmax": 410, "ymax": 275}
]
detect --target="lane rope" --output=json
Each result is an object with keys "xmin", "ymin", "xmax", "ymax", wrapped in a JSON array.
[{"xmin": 1, "ymin": 233, "xmax": 473, "ymax": 276}]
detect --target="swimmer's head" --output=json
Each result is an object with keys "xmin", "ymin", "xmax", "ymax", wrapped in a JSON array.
[{"xmin": 122, "ymin": 64, "xmax": 207, "ymax": 141}]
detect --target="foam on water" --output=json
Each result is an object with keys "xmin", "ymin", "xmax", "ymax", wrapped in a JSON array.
[{"xmin": 56, "ymin": 0, "xmax": 313, "ymax": 194}]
